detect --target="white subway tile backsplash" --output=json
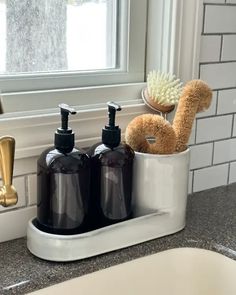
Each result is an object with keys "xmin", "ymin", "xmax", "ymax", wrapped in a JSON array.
[
  {"xmin": 0, "ymin": 206, "xmax": 36, "ymax": 243},
  {"xmin": 218, "ymin": 89, "xmax": 236, "ymax": 114},
  {"xmin": 204, "ymin": 5, "xmax": 236, "ymax": 33},
  {"xmin": 0, "ymin": 176, "xmax": 26, "ymax": 212},
  {"xmin": 14, "ymin": 157, "xmax": 38, "ymax": 177},
  {"xmin": 28, "ymin": 174, "xmax": 37, "ymax": 206},
  {"xmin": 190, "ymin": 143, "xmax": 213, "ymax": 169},
  {"xmin": 222, "ymin": 35, "xmax": 236, "ymax": 61},
  {"xmin": 193, "ymin": 164, "xmax": 228, "ymax": 192},
  {"xmin": 200, "ymin": 35, "xmax": 221, "ymax": 62},
  {"xmin": 229, "ymin": 161, "xmax": 236, "ymax": 183},
  {"xmin": 200, "ymin": 62, "xmax": 236, "ymax": 90},
  {"xmin": 196, "ymin": 115, "xmax": 232, "ymax": 143},
  {"xmin": 197, "ymin": 91, "xmax": 217, "ymax": 118},
  {"xmin": 213, "ymin": 138, "xmax": 236, "ymax": 164}
]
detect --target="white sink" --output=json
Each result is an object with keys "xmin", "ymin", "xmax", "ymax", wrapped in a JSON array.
[{"xmin": 28, "ymin": 248, "xmax": 236, "ymax": 295}]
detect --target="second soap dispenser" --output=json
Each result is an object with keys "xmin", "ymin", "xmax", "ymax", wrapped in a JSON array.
[
  {"xmin": 89, "ymin": 102, "xmax": 135, "ymax": 228},
  {"xmin": 37, "ymin": 104, "xmax": 91, "ymax": 235}
]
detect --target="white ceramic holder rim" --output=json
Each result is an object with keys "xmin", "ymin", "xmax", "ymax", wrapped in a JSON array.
[{"xmin": 134, "ymin": 147, "xmax": 189, "ymax": 158}]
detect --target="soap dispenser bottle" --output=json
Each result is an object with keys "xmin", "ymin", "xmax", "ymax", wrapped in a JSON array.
[
  {"xmin": 89, "ymin": 102, "xmax": 134, "ymax": 228},
  {"xmin": 37, "ymin": 104, "xmax": 91, "ymax": 235}
]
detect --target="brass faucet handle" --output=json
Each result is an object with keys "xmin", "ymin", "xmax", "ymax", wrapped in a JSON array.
[{"xmin": 0, "ymin": 136, "xmax": 18, "ymax": 207}]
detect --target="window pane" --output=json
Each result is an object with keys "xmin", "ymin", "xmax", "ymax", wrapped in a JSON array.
[{"xmin": 0, "ymin": 0, "xmax": 117, "ymax": 75}]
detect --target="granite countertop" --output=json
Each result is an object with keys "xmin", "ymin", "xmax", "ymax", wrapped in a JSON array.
[{"xmin": 0, "ymin": 183, "xmax": 236, "ymax": 295}]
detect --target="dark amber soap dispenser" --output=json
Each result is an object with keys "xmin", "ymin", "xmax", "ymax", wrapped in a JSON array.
[
  {"xmin": 89, "ymin": 102, "xmax": 134, "ymax": 228},
  {"xmin": 37, "ymin": 104, "xmax": 91, "ymax": 235}
]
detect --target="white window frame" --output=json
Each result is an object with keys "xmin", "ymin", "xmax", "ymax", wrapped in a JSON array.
[
  {"xmin": 0, "ymin": 0, "xmax": 203, "ymax": 160},
  {"xmin": 146, "ymin": 0, "xmax": 203, "ymax": 82},
  {"xmin": 0, "ymin": 0, "xmax": 147, "ymax": 93}
]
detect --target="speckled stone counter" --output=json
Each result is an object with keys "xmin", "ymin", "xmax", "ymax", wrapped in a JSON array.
[{"xmin": 0, "ymin": 184, "xmax": 236, "ymax": 295}]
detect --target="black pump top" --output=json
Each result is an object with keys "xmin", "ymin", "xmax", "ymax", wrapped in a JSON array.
[
  {"xmin": 54, "ymin": 104, "xmax": 76, "ymax": 153},
  {"xmin": 102, "ymin": 102, "xmax": 121, "ymax": 148}
]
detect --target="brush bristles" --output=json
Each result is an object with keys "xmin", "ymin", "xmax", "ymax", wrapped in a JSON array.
[{"xmin": 147, "ymin": 71, "xmax": 182, "ymax": 105}]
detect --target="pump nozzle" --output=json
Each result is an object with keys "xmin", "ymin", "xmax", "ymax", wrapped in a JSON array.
[
  {"xmin": 59, "ymin": 103, "xmax": 76, "ymax": 131},
  {"xmin": 107, "ymin": 102, "xmax": 121, "ymax": 128},
  {"xmin": 102, "ymin": 102, "xmax": 122, "ymax": 148},
  {"xmin": 55, "ymin": 104, "xmax": 76, "ymax": 153}
]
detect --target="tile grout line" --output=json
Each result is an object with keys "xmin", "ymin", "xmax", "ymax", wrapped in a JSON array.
[
  {"xmin": 200, "ymin": 60, "xmax": 236, "ymax": 65},
  {"xmin": 195, "ymin": 85, "xmax": 236, "ymax": 92},
  {"xmin": 202, "ymin": 4, "xmax": 206, "ymax": 35},
  {"xmin": 210, "ymin": 86, "xmax": 236, "ymax": 91},
  {"xmin": 219, "ymin": 34, "xmax": 223, "ymax": 61},
  {"xmin": 191, "ymin": 161, "xmax": 230, "ymax": 172},
  {"xmin": 24, "ymin": 176, "xmax": 29, "ymax": 207},
  {"xmin": 0, "ymin": 204, "xmax": 35, "ymax": 215},
  {"xmin": 194, "ymin": 119, "xmax": 198, "ymax": 145},
  {"xmin": 211, "ymin": 141, "xmax": 215, "ymax": 166},
  {"xmin": 198, "ymin": 86, "xmax": 236, "ymax": 92},
  {"xmin": 215, "ymin": 90, "xmax": 219, "ymax": 115},
  {"xmin": 223, "ymin": 159, "xmax": 236, "ymax": 165},
  {"xmin": 231, "ymin": 114, "xmax": 235, "ymax": 137},
  {"xmin": 203, "ymin": 2, "xmax": 236, "ymax": 6},
  {"xmin": 198, "ymin": 61, "xmax": 201, "ymax": 79},
  {"xmin": 12, "ymin": 173, "xmax": 36, "ymax": 180},
  {"xmin": 190, "ymin": 135, "xmax": 236, "ymax": 148},
  {"xmin": 197, "ymin": 112, "xmax": 234, "ymax": 120},
  {"xmin": 203, "ymin": 32, "xmax": 236, "ymax": 36}
]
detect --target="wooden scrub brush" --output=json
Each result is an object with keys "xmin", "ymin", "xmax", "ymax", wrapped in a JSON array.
[{"xmin": 142, "ymin": 71, "xmax": 183, "ymax": 116}]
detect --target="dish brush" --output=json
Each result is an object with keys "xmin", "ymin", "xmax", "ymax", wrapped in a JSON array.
[{"xmin": 142, "ymin": 71, "xmax": 183, "ymax": 115}]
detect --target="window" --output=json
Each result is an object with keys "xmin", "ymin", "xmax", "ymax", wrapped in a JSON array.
[
  {"xmin": 0, "ymin": 0, "xmax": 117, "ymax": 74},
  {"xmin": 0, "ymin": 0, "xmax": 147, "ymax": 93}
]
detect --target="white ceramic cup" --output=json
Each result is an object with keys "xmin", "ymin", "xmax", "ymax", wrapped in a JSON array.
[{"xmin": 132, "ymin": 148, "xmax": 190, "ymax": 218}]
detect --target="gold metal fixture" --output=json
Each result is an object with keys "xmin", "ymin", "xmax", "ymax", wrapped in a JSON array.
[{"xmin": 0, "ymin": 136, "xmax": 18, "ymax": 207}]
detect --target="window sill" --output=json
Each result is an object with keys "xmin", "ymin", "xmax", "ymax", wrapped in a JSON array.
[{"xmin": 0, "ymin": 82, "xmax": 146, "ymax": 159}]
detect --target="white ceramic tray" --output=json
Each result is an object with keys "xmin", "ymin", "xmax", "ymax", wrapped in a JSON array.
[
  {"xmin": 27, "ymin": 209, "xmax": 185, "ymax": 262},
  {"xmin": 27, "ymin": 149, "xmax": 189, "ymax": 262}
]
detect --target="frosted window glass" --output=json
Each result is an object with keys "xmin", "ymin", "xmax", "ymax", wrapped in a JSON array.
[{"xmin": 0, "ymin": 0, "xmax": 117, "ymax": 74}]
